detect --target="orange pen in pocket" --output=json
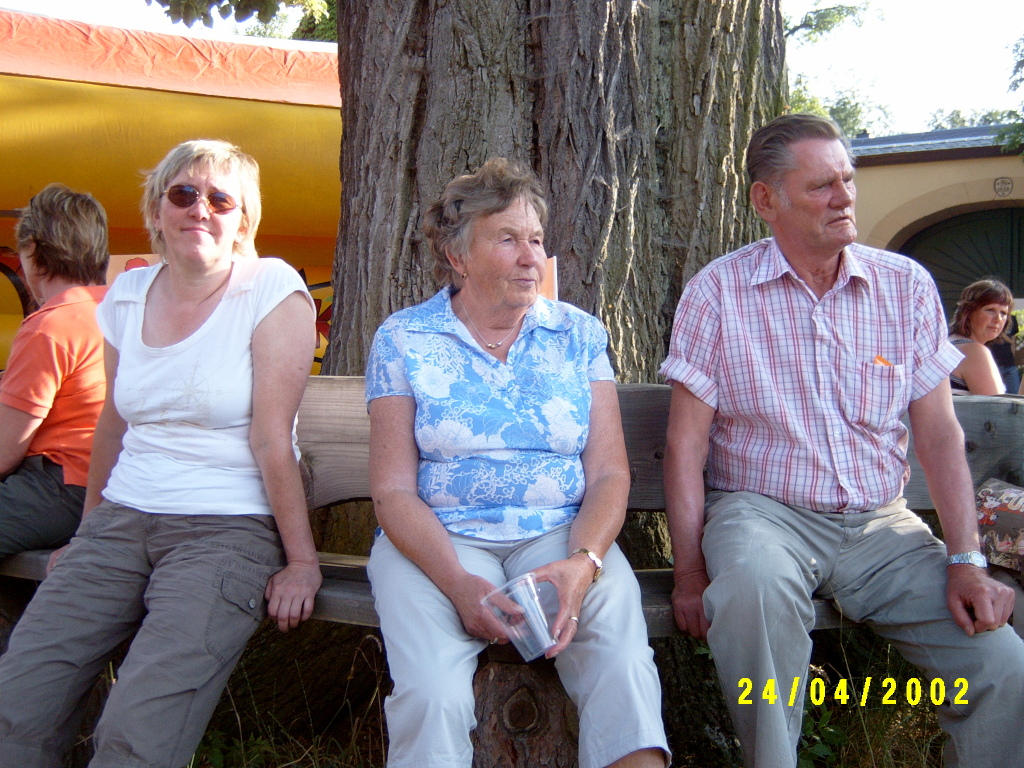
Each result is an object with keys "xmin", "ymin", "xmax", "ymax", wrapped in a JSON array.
[{"xmin": 873, "ymin": 355, "xmax": 893, "ymax": 366}]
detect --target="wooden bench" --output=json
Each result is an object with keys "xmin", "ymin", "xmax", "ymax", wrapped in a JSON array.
[
  {"xmin": 4, "ymin": 381, "xmax": 1024, "ymax": 634},
  {"xmin": 2, "ymin": 378, "xmax": 1024, "ymax": 764}
]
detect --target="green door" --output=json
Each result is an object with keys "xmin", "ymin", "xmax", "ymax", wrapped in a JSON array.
[{"xmin": 901, "ymin": 208, "xmax": 1024, "ymax": 316}]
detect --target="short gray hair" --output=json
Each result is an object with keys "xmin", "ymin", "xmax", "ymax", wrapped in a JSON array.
[
  {"xmin": 746, "ymin": 113, "xmax": 852, "ymax": 187},
  {"xmin": 422, "ymin": 158, "xmax": 548, "ymax": 288}
]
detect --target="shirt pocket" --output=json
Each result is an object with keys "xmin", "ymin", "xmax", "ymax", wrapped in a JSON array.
[{"xmin": 839, "ymin": 361, "xmax": 909, "ymax": 432}]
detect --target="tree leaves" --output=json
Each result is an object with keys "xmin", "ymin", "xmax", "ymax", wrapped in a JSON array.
[{"xmin": 144, "ymin": 0, "xmax": 327, "ymax": 28}]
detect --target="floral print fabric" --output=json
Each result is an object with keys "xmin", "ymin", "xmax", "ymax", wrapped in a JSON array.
[{"xmin": 366, "ymin": 286, "xmax": 615, "ymax": 541}]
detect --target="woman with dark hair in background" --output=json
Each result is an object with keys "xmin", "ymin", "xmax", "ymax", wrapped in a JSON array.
[
  {"xmin": 0, "ymin": 184, "xmax": 108, "ymax": 559},
  {"xmin": 948, "ymin": 278, "xmax": 1013, "ymax": 395}
]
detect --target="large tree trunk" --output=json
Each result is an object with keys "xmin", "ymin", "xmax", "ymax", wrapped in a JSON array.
[
  {"xmin": 319, "ymin": 0, "xmax": 786, "ymax": 764},
  {"xmin": 324, "ymin": 0, "xmax": 784, "ymax": 381}
]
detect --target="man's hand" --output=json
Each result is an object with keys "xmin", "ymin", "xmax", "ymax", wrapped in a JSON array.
[
  {"xmin": 672, "ymin": 568, "xmax": 711, "ymax": 641},
  {"xmin": 946, "ymin": 565, "xmax": 1015, "ymax": 636}
]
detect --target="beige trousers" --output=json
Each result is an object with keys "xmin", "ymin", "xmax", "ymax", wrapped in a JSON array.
[
  {"xmin": 0, "ymin": 501, "xmax": 284, "ymax": 768},
  {"xmin": 701, "ymin": 490, "xmax": 1024, "ymax": 768}
]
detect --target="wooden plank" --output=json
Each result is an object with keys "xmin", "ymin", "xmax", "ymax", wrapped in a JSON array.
[
  {"xmin": 617, "ymin": 384, "xmax": 672, "ymax": 509},
  {"xmin": 0, "ymin": 550, "xmax": 49, "ymax": 581},
  {"xmin": 297, "ymin": 376, "xmax": 371, "ymax": 509},
  {"xmin": 904, "ymin": 394, "xmax": 1024, "ymax": 510}
]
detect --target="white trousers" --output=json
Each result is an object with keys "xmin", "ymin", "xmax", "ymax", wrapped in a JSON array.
[
  {"xmin": 701, "ymin": 490, "xmax": 1024, "ymax": 768},
  {"xmin": 367, "ymin": 526, "xmax": 669, "ymax": 768}
]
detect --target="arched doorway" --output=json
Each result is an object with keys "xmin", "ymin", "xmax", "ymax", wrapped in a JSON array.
[{"xmin": 901, "ymin": 208, "xmax": 1024, "ymax": 316}]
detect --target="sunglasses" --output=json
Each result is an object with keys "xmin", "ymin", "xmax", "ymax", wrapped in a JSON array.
[{"xmin": 163, "ymin": 184, "xmax": 239, "ymax": 214}]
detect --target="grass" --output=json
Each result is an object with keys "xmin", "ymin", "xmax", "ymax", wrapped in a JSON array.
[{"xmin": 188, "ymin": 635, "xmax": 389, "ymax": 768}]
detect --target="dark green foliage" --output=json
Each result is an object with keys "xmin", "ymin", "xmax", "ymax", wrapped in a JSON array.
[
  {"xmin": 145, "ymin": 0, "xmax": 282, "ymax": 27},
  {"xmin": 293, "ymin": 0, "xmax": 336, "ymax": 42}
]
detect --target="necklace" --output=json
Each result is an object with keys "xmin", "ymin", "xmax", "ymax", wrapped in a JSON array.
[{"xmin": 458, "ymin": 294, "xmax": 519, "ymax": 350}]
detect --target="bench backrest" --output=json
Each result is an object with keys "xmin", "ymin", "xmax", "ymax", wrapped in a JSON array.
[{"xmin": 299, "ymin": 377, "xmax": 1024, "ymax": 512}]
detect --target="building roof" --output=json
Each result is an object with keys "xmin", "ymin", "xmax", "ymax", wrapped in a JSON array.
[{"xmin": 851, "ymin": 125, "xmax": 1010, "ymax": 166}]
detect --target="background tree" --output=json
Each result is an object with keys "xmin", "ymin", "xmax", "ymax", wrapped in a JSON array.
[
  {"xmin": 929, "ymin": 108, "xmax": 1020, "ymax": 130},
  {"xmin": 999, "ymin": 33, "xmax": 1024, "ymax": 153},
  {"xmin": 783, "ymin": 1, "xmax": 865, "ymax": 42},
  {"xmin": 782, "ymin": 2, "xmax": 890, "ymax": 137},
  {"xmin": 146, "ymin": 0, "xmax": 788, "ymax": 763}
]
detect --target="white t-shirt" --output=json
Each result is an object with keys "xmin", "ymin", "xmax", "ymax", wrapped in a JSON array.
[{"xmin": 96, "ymin": 257, "xmax": 312, "ymax": 516}]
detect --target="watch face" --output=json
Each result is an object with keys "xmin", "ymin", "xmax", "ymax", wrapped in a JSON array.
[{"xmin": 949, "ymin": 551, "xmax": 987, "ymax": 568}]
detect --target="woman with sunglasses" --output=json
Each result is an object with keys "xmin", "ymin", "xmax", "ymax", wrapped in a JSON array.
[{"xmin": 0, "ymin": 140, "xmax": 321, "ymax": 768}]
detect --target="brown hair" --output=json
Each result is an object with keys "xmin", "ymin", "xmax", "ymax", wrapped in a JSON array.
[
  {"xmin": 15, "ymin": 183, "xmax": 109, "ymax": 285},
  {"xmin": 747, "ymin": 113, "xmax": 852, "ymax": 187},
  {"xmin": 421, "ymin": 158, "xmax": 548, "ymax": 287},
  {"xmin": 950, "ymin": 278, "xmax": 1014, "ymax": 340}
]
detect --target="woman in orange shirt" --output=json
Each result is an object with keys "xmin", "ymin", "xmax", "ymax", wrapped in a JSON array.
[{"xmin": 0, "ymin": 184, "xmax": 108, "ymax": 557}]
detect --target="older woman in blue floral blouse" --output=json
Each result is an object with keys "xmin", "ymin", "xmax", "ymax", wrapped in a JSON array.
[{"xmin": 365, "ymin": 159, "xmax": 668, "ymax": 768}]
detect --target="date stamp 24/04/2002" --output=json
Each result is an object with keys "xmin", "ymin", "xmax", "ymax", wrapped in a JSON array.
[{"xmin": 737, "ymin": 677, "xmax": 969, "ymax": 707}]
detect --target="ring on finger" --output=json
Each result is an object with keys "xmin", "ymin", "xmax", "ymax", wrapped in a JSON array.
[
  {"xmin": 569, "ymin": 616, "xmax": 579, "ymax": 623},
  {"xmin": 490, "ymin": 637, "xmax": 500, "ymax": 644}
]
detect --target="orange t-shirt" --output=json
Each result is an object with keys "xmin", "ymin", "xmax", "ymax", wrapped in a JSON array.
[{"xmin": 0, "ymin": 285, "xmax": 107, "ymax": 487}]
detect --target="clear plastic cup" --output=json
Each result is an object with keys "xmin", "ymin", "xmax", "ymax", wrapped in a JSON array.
[{"xmin": 481, "ymin": 571, "xmax": 556, "ymax": 661}]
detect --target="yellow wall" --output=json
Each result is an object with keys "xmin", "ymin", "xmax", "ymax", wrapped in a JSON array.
[
  {"xmin": 853, "ymin": 154, "xmax": 1024, "ymax": 251},
  {"xmin": 0, "ymin": 75, "xmax": 341, "ymax": 268}
]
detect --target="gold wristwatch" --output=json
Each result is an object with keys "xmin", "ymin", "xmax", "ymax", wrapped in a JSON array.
[{"xmin": 570, "ymin": 548, "xmax": 603, "ymax": 582}]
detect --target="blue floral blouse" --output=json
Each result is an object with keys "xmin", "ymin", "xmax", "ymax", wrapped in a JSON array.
[{"xmin": 366, "ymin": 286, "xmax": 616, "ymax": 541}]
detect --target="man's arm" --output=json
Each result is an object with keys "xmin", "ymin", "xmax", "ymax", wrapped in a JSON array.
[
  {"xmin": 664, "ymin": 381, "xmax": 716, "ymax": 641},
  {"xmin": 907, "ymin": 379, "xmax": 1015, "ymax": 635},
  {"xmin": 0, "ymin": 403, "xmax": 43, "ymax": 477}
]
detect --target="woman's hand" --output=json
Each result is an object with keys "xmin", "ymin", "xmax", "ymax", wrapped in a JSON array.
[
  {"xmin": 46, "ymin": 544, "xmax": 69, "ymax": 575},
  {"xmin": 265, "ymin": 561, "xmax": 323, "ymax": 632},
  {"xmin": 532, "ymin": 557, "xmax": 594, "ymax": 657},
  {"xmin": 444, "ymin": 571, "xmax": 511, "ymax": 644}
]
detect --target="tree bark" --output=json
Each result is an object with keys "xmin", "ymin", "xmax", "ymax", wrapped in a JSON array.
[
  {"xmin": 324, "ymin": 0, "xmax": 784, "ymax": 382},
  {"xmin": 321, "ymin": 0, "xmax": 786, "ymax": 763}
]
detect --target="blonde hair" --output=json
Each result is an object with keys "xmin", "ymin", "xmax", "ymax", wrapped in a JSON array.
[{"xmin": 142, "ymin": 139, "xmax": 261, "ymax": 260}]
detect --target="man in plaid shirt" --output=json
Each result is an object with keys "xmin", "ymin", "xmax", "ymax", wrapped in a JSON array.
[{"xmin": 660, "ymin": 113, "xmax": 1024, "ymax": 768}]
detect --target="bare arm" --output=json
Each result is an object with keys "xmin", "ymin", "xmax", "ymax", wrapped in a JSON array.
[
  {"xmin": 0, "ymin": 403, "xmax": 43, "ymax": 477},
  {"xmin": 369, "ymin": 395, "xmax": 510, "ymax": 642},
  {"xmin": 83, "ymin": 343, "xmax": 127, "ymax": 516},
  {"xmin": 250, "ymin": 291, "xmax": 322, "ymax": 632},
  {"xmin": 908, "ymin": 379, "xmax": 1014, "ymax": 635},
  {"xmin": 48, "ymin": 342, "xmax": 128, "ymax": 572},
  {"xmin": 950, "ymin": 342, "xmax": 1004, "ymax": 395},
  {"xmin": 533, "ymin": 380, "xmax": 631, "ymax": 656},
  {"xmin": 663, "ymin": 382, "xmax": 716, "ymax": 641}
]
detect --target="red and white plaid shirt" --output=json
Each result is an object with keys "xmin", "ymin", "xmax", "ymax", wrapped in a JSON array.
[{"xmin": 660, "ymin": 238, "xmax": 962, "ymax": 513}]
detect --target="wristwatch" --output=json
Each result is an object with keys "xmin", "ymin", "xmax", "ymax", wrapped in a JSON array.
[
  {"xmin": 946, "ymin": 551, "xmax": 987, "ymax": 568},
  {"xmin": 570, "ymin": 548, "xmax": 604, "ymax": 582}
]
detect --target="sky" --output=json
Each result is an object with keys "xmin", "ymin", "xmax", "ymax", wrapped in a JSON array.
[
  {"xmin": 782, "ymin": 0, "xmax": 1024, "ymax": 134},
  {"xmin": 2, "ymin": 0, "xmax": 1023, "ymax": 137}
]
